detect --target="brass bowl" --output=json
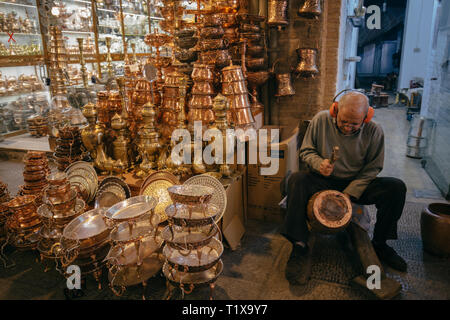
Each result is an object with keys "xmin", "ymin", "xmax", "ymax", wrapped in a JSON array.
[
  {"xmin": 199, "ymin": 50, "xmax": 230, "ymax": 68},
  {"xmin": 241, "ymin": 32, "xmax": 262, "ymax": 42},
  {"xmin": 174, "ymin": 29, "xmax": 196, "ymax": 38},
  {"xmin": 174, "ymin": 49, "xmax": 198, "ymax": 63},
  {"xmin": 246, "ymin": 57, "xmax": 266, "ymax": 70}
]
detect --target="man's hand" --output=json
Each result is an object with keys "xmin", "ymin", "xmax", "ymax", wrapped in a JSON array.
[{"xmin": 319, "ymin": 159, "xmax": 334, "ymax": 177}]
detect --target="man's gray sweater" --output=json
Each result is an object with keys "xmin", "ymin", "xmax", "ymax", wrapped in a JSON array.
[{"xmin": 299, "ymin": 110, "xmax": 385, "ymax": 199}]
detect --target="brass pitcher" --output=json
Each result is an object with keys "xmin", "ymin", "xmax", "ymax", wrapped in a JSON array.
[
  {"xmin": 295, "ymin": 48, "xmax": 319, "ymax": 77},
  {"xmin": 268, "ymin": 0, "xmax": 289, "ymax": 29},
  {"xmin": 298, "ymin": 0, "xmax": 322, "ymax": 18}
]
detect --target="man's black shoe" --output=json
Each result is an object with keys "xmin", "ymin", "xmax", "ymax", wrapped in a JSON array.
[
  {"xmin": 372, "ymin": 241, "xmax": 407, "ymax": 272},
  {"xmin": 282, "ymin": 233, "xmax": 309, "ymax": 256}
]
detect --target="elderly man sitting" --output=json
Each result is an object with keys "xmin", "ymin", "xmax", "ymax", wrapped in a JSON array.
[{"xmin": 281, "ymin": 90, "xmax": 407, "ymax": 272}]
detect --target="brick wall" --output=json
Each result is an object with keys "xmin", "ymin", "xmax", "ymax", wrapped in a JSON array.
[{"xmin": 266, "ymin": 0, "xmax": 343, "ymax": 129}]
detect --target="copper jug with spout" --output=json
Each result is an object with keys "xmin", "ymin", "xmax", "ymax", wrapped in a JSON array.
[
  {"xmin": 268, "ymin": 0, "xmax": 289, "ymax": 29},
  {"xmin": 295, "ymin": 48, "xmax": 319, "ymax": 77},
  {"xmin": 298, "ymin": 0, "xmax": 322, "ymax": 18}
]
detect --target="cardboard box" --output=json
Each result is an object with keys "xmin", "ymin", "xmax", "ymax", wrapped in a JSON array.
[
  {"xmin": 221, "ymin": 169, "xmax": 246, "ymax": 250},
  {"xmin": 247, "ymin": 126, "xmax": 300, "ymax": 223}
]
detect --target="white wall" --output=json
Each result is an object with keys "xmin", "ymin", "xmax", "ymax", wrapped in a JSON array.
[{"xmin": 398, "ymin": 0, "xmax": 437, "ymax": 89}]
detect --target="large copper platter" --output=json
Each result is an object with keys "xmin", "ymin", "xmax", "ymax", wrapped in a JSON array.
[{"xmin": 104, "ymin": 195, "xmax": 158, "ymax": 224}]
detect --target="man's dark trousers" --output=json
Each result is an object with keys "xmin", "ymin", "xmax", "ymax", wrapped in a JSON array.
[{"xmin": 280, "ymin": 170, "xmax": 407, "ymax": 244}]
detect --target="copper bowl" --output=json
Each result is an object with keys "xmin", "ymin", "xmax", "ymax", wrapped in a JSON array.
[
  {"xmin": 24, "ymin": 163, "xmax": 47, "ymax": 172},
  {"xmin": 6, "ymin": 195, "xmax": 37, "ymax": 214},
  {"xmin": 191, "ymin": 64, "xmax": 216, "ymax": 81},
  {"xmin": 25, "ymin": 151, "xmax": 46, "ymax": 159},
  {"xmin": 192, "ymin": 81, "xmax": 216, "ymax": 95},
  {"xmin": 224, "ymin": 94, "xmax": 251, "ymax": 109},
  {"xmin": 188, "ymin": 109, "xmax": 216, "ymax": 124},
  {"xmin": 44, "ymin": 188, "xmax": 78, "ymax": 215},
  {"xmin": 44, "ymin": 182, "xmax": 71, "ymax": 200},
  {"xmin": 189, "ymin": 95, "xmax": 214, "ymax": 108},
  {"xmin": 199, "ymin": 27, "xmax": 224, "ymax": 39},
  {"xmin": 221, "ymin": 80, "xmax": 248, "ymax": 95}
]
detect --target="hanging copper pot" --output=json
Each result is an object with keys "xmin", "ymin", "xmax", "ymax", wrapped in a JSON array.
[
  {"xmin": 298, "ymin": 0, "xmax": 322, "ymax": 18},
  {"xmin": 275, "ymin": 73, "xmax": 295, "ymax": 97},
  {"xmin": 295, "ymin": 48, "xmax": 319, "ymax": 77},
  {"xmin": 268, "ymin": 0, "xmax": 289, "ymax": 29}
]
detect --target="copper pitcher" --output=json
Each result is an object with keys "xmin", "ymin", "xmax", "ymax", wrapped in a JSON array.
[
  {"xmin": 295, "ymin": 48, "xmax": 319, "ymax": 77},
  {"xmin": 298, "ymin": 0, "xmax": 322, "ymax": 18},
  {"xmin": 275, "ymin": 73, "xmax": 295, "ymax": 97},
  {"xmin": 268, "ymin": 0, "xmax": 289, "ymax": 29}
]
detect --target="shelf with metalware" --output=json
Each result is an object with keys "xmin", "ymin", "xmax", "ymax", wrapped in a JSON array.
[{"xmin": 0, "ymin": 54, "xmax": 44, "ymax": 67}]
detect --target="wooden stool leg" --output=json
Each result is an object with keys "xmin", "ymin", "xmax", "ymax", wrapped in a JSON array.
[
  {"xmin": 297, "ymin": 233, "xmax": 316, "ymax": 285},
  {"xmin": 347, "ymin": 222, "xmax": 401, "ymax": 299}
]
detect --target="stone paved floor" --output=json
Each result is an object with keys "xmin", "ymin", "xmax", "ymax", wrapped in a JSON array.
[{"xmin": 0, "ymin": 106, "xmax": 449, "ymax": 300}]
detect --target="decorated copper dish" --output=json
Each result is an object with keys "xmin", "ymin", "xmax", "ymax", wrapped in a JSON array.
[
  {"xmin": 99, "ymin": 176, "xmax": 131, "ymax": 199},
  {"xmin": 140, "ymin": 171, "xmax": 180, "ymax": 223},
  {"xmin": 184, "ymin": 175, "xmax": 227, "ymax": 223}
]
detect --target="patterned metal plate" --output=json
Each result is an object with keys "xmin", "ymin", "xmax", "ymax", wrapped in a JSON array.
[
  {"xmin": 184, "ymin": 174, "xmax": 227, "ymax": 223},
  {"xmin": 140, "ymin": 171, "xmax": 179, "ymax": 224}
]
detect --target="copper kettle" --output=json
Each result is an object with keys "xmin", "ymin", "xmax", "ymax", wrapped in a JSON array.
[
  {"xmin": 268, "ymin": 0, "xmax": 289, "ymax": 30},
  {"xmin": 298, "ymin": 0, "xmax": 322, "ymax": 18},
  {"xmin": 295, "ymin": 48, "xmax": 319, "ymax": 77},
  {"xmin": 270, "ymin": 59, "xmax": 295, "ymax": 97}
]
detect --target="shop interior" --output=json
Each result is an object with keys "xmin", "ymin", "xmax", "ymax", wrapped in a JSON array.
[{"xmin": 0, "ymin": 0, "xmax": 448, "ymax": 300}]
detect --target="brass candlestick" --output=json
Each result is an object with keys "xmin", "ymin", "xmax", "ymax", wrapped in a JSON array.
[{"xmin": 77, "ymin": 38, "xmax": 88, "ymax": 88}]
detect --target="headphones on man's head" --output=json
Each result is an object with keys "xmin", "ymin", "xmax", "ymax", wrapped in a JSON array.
[{"xmin": 329, "ymin": 89, "xmax": 374, "ymax": 124}]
